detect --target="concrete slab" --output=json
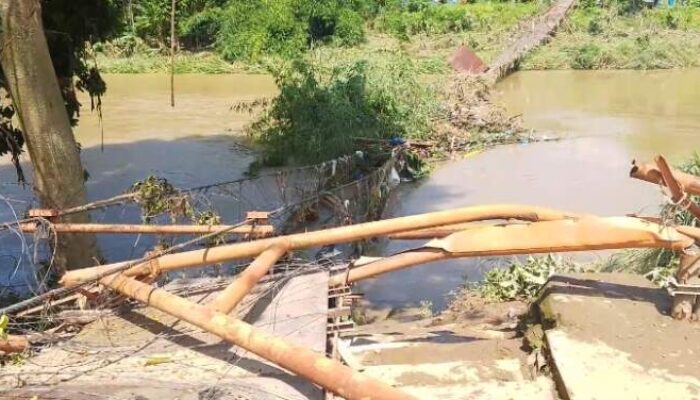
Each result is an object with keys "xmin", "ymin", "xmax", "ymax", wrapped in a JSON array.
[
  {"xmin": 540, "ymin": 273, "xmax": 700, "ymax": 400},
  {"xmin": 0, "ymin": 271, "xmax": 329, "ymax": 400},
  {"xmin": 345, "ymin": 319, "xmax": 557, "ymax": 399}
]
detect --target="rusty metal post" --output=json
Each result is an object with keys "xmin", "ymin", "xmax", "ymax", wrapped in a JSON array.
[
  {"xmin": 100, "ymin": 273, "xmax": 414, "ymax": 400},
  {"xmin": 206, "ymin": 243, "xmax": 289, "ymax": 314},
  {"xmin": 62, "ymin": 205, "xmax": 582, "ymax": 286}
]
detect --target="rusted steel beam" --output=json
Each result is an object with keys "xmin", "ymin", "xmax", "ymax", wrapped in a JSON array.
[
  {"xmin": 18, "ymin": 223, "xmax": 274, "ymax": 236},
  {"xmin": 631, "ymin": 159, "xmax": 700, "ymax": 196},
  {"xmin": 330, "ymin": 217, "xmax": 693, "ymax": 286},
  {"xmin": 0, "ymin": 335, "xmax": 28, "ymax": 353},
  {"xmin": 61, "ymin": 205, "xmax": 581, "ymax": 286},
  {"xmin": 206, "ymin": 243, "xmax": 289, "ymax": 314},
  {"xmin": 100, "ymin": 273, "xmax": 414, "ymax": 400},
  {"xmin": 654, "ymin": 155, "xmax": 700, "ymax": 221}
]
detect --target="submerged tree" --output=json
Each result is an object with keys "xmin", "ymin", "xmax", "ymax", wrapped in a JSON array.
[{"xmin": 0, "ymin": 0, "xmax": 119, "ymax": 270}]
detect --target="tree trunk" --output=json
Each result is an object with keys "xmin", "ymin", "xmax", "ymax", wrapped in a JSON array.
[{"xmin": 0, "ymin": 0, "xmax": 100, "ymax": 270}]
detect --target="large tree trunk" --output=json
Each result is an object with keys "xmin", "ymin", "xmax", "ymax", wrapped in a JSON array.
[{"xmin": 0, "ymin": 0, "xmax": 100, "ymax": 270}]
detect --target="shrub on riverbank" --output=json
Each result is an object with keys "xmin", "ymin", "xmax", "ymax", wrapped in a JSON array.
[
  {"xmin": 374, "ymin": 0, "xmax": 541, "ymax": 39},
  {"xmin": 523, "ymin": 5, "xmax": 700, "ymax": 69},
  {"xmin": 247, "ymin": 58, "xmax": 439, "ymax": 165}
]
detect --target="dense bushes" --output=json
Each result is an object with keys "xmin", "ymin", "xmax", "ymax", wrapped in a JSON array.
[
  {"xmin": 117, "ymin": 0, "xmax": 368, "ymax": 61},
  {"xmin": 249, "ymin": 59, "xmax": 438, "ymax": 165},
  {"xmin": 216, "ymin": 0, "xmax": 367, "ymax": 61},
  {"xmin": 374, "ymin": 0, "xmax": 540, "ymax": 39}
]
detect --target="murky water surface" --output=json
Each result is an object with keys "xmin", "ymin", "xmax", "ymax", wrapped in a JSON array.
[
  {"xmin": 3, "ymin": 70, "xmax": 699, "ymax": 309},
  {"xmin": 0, "ymin": 74, "xmax": 276, "ymax": 290},
  {"xmin": 362, "ymin": 69, "xmax": 700, "ymax": 311}
]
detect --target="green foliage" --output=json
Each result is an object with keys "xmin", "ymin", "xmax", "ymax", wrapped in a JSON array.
[
  {"xmin": 216, "ymin": 0, "xmax": 366, "ymax": 62},
  {"xmin": 130, "ymin": 176, "xmax": 193, "ymax": 222},
  {"xmin": 249, "ymin": 58, "xmax": 438, "ymax": 165},
  {"xmin": 180, "ymin": 6, "xmax": 224, "ymax": 48},
  {"xmin": 376, "ymin": 1, "xmax": 540, "ymax": 39},
  {"xmin": 0, "ymin": 314, "xmax": 8, "ymax": 340},
  {"xmin": 481, "ymin": 255, "xmax": 566, "ymax": 301},
  {"xmin": 570, "ymin": 43, "xmax": 605, "ymax": 69},
  {"xmin": 523, "ymin": 5, "xmax": 700, "ymax": 70}
]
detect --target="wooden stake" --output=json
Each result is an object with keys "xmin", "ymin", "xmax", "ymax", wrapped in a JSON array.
[{"xmin": 170, "ymin": 0, "xmax": 176, "ymax": 108}]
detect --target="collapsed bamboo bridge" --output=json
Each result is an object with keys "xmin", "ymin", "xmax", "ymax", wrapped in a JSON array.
[
  {"xmin": 2, "ymin": 154, "xmax": 700, "ymax": 399},
  {"xmin": 485, "ymin": 0, "xmax": 577, "ymax": 82}
]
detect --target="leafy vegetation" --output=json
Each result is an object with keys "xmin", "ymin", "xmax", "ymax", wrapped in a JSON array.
[
  {"xmin": 248, "ymin": 58, "xmax": 440, "ymax": 165},
  {"xmin": 480, "ymin": 255, "xmax": 570, "ymax": 301},
  {"xmin": 374, "ymin": 0, "xmax": 540, "ymax": 39},
  {"xmin": 523, "ymin": 4, "xmax": 700, "ymax": 70},
  {"xmin": 96, "ymin": 0, "xmax": 543, "ymax": 73}
]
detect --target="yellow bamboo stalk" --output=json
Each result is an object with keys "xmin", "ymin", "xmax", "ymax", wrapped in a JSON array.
[
  {"xmin": 61, "ymin": 204, "xmax": 581, "ymax": 286},
  {"xmin": 631, "ymin": 158, "xmax": 700, "ymax": 196},
  {"xmin": 19, "ymin": 223, "xmax": 273, "ymax": 236},
  {"xmin": 206, "ymin": 242, "xmax": 289, "ymax": 314},
  {"xmin": 330, "ymin": 217, "xmax": 693, "ymax": 286},
  {"xmin": 100, "ymin": 273, "xmax": 414, "ymax": 400}
]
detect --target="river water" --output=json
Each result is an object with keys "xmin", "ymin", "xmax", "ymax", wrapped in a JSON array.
[
  {"xmin": 1, "ymin": 70, "xmax": 699, "ymax": 309},
  {"xmin": 360, "ymin": 69, "xmax": 700, "ymax": 311},
  {"xmin": 0, "ymin": 74, "xmax": 276, "ymax": 292}
]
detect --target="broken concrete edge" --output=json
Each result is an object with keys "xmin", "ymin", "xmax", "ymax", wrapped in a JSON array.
[{"xmin": 532, "ymin": 283, "xmax": 572, "ymax": 400}]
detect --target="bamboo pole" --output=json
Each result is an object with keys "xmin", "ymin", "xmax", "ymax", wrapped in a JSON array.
[
  {"xmin": 61, "ymin": 205, "xmax": 581, "ymax": 286},
  {"xmin": 654, "ymin": 155, "xmax": 700, "ymax": 220},
  {"xmin": 19, "ymin": 223, "xmax": 273, "ymax": 236},
  {"xmin": 388, "ymin": 222, "xmax": 525, "ymax": 240},
  {"xmin": 206, "ymin": 242, "xmax": 289, "ymax": 314},
  {"xmin": 170, "ymin": 0, "xmax": 176, "ymax": 108},
  {"xmin": 0, "ymin": 335, "xmax": 28, "ymax": 353},
  {"xmin": 100, "ymin": 273, "xmax": 414, "ymax": 400},
  {"xmin": 631, "ymin": 159, "xmax": 700, "ymax": 196},
  {"xmin": 329, "ymin": 217, "xmax": 694, "ymax": 287}
]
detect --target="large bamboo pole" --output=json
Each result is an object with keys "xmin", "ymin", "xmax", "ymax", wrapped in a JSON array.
[
  {"xmin": 654, "ymin": 155, "xmax": 700, "ymax": 220},
  {"xmin": 206, "ymin": 243, "xmax": 289, "ymax": 314},
  {"xmin": 631, "ymin": 159, "xmax": 700, "ymax": 196},
  {"xmin": 329, "ymin": 217, "xmax": 693, "ymax": 286},
  {"xmin": 61, "ymin": 205, "xmax": 581, "ymax": 286},
  {"xmin": 19, "ymin": 223, "xmax": 273, "ymax": 236},
  {"xmin": 100, "ymin": 273, "xmax": 414, "ymax": 400}
]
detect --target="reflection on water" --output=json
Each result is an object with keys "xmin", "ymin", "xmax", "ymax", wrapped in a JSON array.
[
  {"xmin": 0, "ymin": 74, "xmax": 276, "ymax": 291},
  {"xmin": 496, "ymin": 69, "xmax": 700, "ymax": 160},
  {"xmin": 75, "ymin": 73, "xmax": 277, "ymax": 148},
  {"xmin": 362, "ymin": 69, "xmax": 700, "ymax": 311}
]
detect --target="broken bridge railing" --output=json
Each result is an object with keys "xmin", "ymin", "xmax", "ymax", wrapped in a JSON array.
[{"xmin": 5, "ymin": 154, "xmax": 700, "ymax": 399}]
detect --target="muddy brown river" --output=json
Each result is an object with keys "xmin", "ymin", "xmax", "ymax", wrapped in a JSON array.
[
  {"xmin": 1, "ymin": 70, "xmax": 699, "ymax": 308},
  {"xmin": 361, "ymin": 69, "xmax": 700, "ymax": 311}
]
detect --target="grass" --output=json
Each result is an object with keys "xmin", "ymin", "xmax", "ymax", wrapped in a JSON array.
[
  {"xmin": 96, "ymin": 51, "xmax": 265, "ymax": 74},
  {"xmin": 97, "ymin": 1, "xmax": 544, "ymax": 75},
  {"xmin": 523, "ymin": 5, "xmax": 700, "ymax": 70}
]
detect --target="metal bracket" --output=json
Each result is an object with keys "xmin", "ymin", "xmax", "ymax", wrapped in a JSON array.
[{"xmin": 667, "ymin": 279, "xmax": 700, "ymax": 296}]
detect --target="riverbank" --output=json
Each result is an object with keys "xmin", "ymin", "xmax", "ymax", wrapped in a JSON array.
[
  {"xmin": 97, "ymin": 2, "xmax": 543, "ymax": 75},
  {"xmin": 523, "ymin": 5, "xmax": 700, "ymax": 70}
]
